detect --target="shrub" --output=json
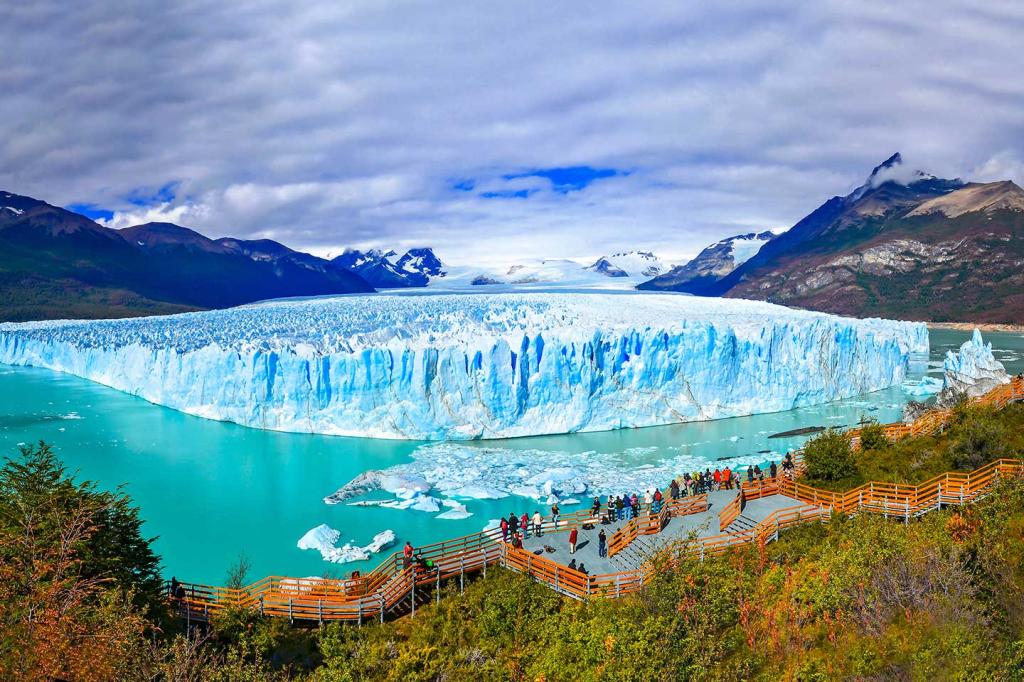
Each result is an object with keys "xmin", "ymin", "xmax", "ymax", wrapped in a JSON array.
[
  {"xmin": 948, "ymin": 408, "xmax": 1009, "ymax": 470},
  {"xmin": 857, "ymin": 419, "xmax": 890, "ymax": 452},
  {"xmin": 803, "ymin": 429, "xmax": 858, "ymax": 482}
]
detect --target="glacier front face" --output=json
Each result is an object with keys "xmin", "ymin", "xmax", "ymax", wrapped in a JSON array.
[{"xmin": 0, "ymin": 292, "xmax": 928, "ymax": 440}]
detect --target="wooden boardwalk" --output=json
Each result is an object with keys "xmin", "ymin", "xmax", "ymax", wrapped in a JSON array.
[{"xmin": 170, "ymin": 377, "xmax": 1024, "ymax": 624}]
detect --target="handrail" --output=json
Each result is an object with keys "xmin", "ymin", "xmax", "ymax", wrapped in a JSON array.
[
  {"xmin": 170, "ymin": 378, "xmax": 1024, "ymax": 620},
  {"xmin": 718, "ymin": 490, "xmax": 743, "ymax": 531}
]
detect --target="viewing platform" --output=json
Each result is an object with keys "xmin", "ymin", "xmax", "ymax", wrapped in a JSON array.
[{"xmin": 169, "ymin": 377, "xmax": 1024, "ymax": 624}]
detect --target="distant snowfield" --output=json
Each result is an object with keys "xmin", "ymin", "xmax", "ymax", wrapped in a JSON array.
[
  {"xmin": 425, "ymin": 259, "xmax": 653, "ymax": 291},
  {"xmin": 0, "ymin": 291, "xmax": 928, "ymax": 440}
]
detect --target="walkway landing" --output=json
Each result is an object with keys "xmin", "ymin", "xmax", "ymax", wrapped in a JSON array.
[{"xmin": 518, "ymin": 490, "xmax": 818, "ymax": 575}]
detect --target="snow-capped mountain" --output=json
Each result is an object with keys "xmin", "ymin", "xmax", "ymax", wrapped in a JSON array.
[
  {"xmin": 586, "ymin": 251, "xmax": 669, "ymax": 278},
  {"xmin": 639, "ymin": 231, "xmax": 775, "ymax": 294},
  {"xmin": 331, "ymin": 247, "xmax": 445, "ymax": 288},
  {"xmin": 429, "ymin": 253, "xmax": 674, "ymax": 291}
]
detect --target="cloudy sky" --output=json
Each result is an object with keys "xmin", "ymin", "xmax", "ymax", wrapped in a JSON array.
[{"xmin": 2, "ymin": 1, "xmax": 1023, "ymax": 266}]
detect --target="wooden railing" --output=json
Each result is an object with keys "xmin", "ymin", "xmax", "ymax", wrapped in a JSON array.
[
  {"xmin": 172, "ymin": 377, "xmax": 1024, "ymax": 620},
  {"xmin": 848, "ymin": 376, "xmax": 1024, "ymax": 448},
  {"xmin": 607, "ymin": 494, "xmax": 707, "ymax": 557}
]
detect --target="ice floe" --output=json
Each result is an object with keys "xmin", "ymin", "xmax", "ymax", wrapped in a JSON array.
[{"xmin": 297, "ymin": 524, "xmax": 396, "ymax": 563}]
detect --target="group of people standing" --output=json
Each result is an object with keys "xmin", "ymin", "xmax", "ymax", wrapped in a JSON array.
[
  {"xmin": 494, "ymin": 454, "xmax": 797, "ymax": 565},
  {"xmin": 671, "ymin": 454, "xmax": 796, "ymax": 496}
]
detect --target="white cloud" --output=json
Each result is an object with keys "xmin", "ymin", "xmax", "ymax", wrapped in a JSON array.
[{"xmin": 1, "ymin": 1, "xmax": 1023, "ymax": 265}]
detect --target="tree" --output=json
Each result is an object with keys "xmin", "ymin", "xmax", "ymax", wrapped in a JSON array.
[
  {"xmin": 0, "ymin": 441, "xmax": 160, "ymax": 679},
  {"xmin": 857, "ymin": 419, "xmax": 889, "ymax": 452},
  {"xmin": 802, "ymin": 429, "xmax": 858, "ymax": 482},
  {"xmin": 948, "ymin": 408, "xmax": 1008, "ymax": 470}
]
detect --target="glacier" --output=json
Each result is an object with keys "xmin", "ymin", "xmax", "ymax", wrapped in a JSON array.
[{"xmin": 0, "ymin": 292, "xmax": 928, "ymax": 440}]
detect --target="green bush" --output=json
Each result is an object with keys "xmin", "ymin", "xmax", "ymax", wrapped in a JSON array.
[
  {"xmin": 803, "ymin": 429, "xmax": 858, "ymax": 482},
  {"xmin": 948, "ymin": 407, "xmax": 1009, "ymax": 470},
  {"xmin": 857, "ymin": 419, "xmax": 889, "ymax": 452}
]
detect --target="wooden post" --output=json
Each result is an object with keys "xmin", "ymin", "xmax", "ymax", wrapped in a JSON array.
[
  {"xmin": 436, "ymin": 565, "xmax": 441, "ymax": 604},
  {"xmin": 459, "ymin": 555, "xmax": 465, "ymax": 594},
  {"xmin": 379, "ymin": 593, "xmax": 384, "ymax": 624},
  {"xmin": 288, "ymin": 598, "xmax": 293, "ymax": 624},
  {"xmin": 357, "ymin": 599, "xmax": 362, "ymax": 627},
  {"xmin": 318, "ymin": 598, "xmax": 323, "ymax": 624},
  {"xmin": 411, "ymin": 571, "xmax": 416, "ymax": 618}
]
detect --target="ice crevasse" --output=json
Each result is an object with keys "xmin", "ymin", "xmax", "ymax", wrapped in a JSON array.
[{"xmin": 0, "ymin": 292, "xmax": 928, "ymax": 440}]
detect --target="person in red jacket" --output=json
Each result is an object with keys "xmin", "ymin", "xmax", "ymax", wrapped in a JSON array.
[
  {"xmin": 520, "ymin": 512, "xmax": 530, "ymax": 539},
  {"xmin": 723, "ymin": 467, "xmax": 733, "ymax": 490},
  {"xmin": 569, "ymin": 526, "xmax": 579, "ymax": 554},
  {"xmin": 713, "ymin": 468, "xmax": 722, "ymax": 491}
]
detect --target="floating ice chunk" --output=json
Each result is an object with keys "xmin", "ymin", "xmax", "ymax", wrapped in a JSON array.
[
  {"xmin": 381, "ymin": 473, "xmax": 431, "ymax": 498},
  {"xmin": 448, "ymin": 485, "xmax": 507, "ymax": 500},
  {"xmin": 902, "ymin": 376, "xmax": 943, "ymax": 396},
  {"xmin": 940, "ymin": 330, "xmax": 1010, "ymax": 400},
  {"xmin": 297, "ymin": 524, "xmax": 396, "ymax": 564},
  {"xmin": 297, "ymin": 523, "xmax": 340, "ymax": 553},
  {"xmin": 365, "ymin": 529, "xmax": 397, "ymax": 553},
  {"xmin": 436, "ymin": 500, "xmax": 473, "ymax": 520}
]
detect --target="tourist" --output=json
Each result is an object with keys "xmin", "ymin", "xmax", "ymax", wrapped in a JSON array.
[
  {"xmin": 169, "ymin": 576, "xmax": 185, "ymax": 602},
  {"xmin": 683, "ymin": 472, "xmax": 692, "ymax": 496},
  {"xmin": 616, "ymin": 495, "xmax": 625, "ymax": 520},
  {"xmin": 629, "ymin": 493, "xmax": 639, "ymax": 518},
  {"xmin": 598, "ymin": 528, "xmax": 607, "ymax": 557},
  {"xmin": 509, "ymin": 512, "xmax": 519, "ymax": 537},
  {"xmin": 403, "ymin": 542, "xmax": 414, "ymax": 568},
  {"xmin": 644, "ymin": 489, "xmax": 653, "ymax": 507},
  {"xmin": 653, "ymin": 487, "xmax": 663, "ymax": 513},
  {"xmin": 533, "ymin": 510, "xmax": 543, "ymax": 537},
  {"xmin": 569, "ymin": 526, "xmax": 579, "ymax": 554},
  {"xmin": 713, "ymin": 468, "xmax": 722, "ymax": 491},
  {"xmin": 606, "ymin": 496, "xmax": 615, "ymax": 523},
  {"xmin": 568, "ymin": 558, "xmax": 577, "ymax": 571},
  {"xmin": 704, "ymin": 469, "xmax": 713, "ymax": 492},
  {"xmin": 670, "ymin": 478, "xmax": 680, "ymax": 500},
  {"xmin": 520, "ymin": 512, "xmax": 530, "ymax": 539},
  {"xmin": 770, "ymin": 460, "xmax": 778, "ymax": 479},
  {"xmin": 754, "ymin": 464, "xmax": 764, "ymax": 481},
  {"xmin": 591, "ymin": 496, "xmax": 601, "ymax": 517},
  {"xmin": 512, "ymin": 531, "xmax": 523, "ymax": 549},
  {"xmin": 500, "ymin": 516, "xmax": 509, "ymax": 542},
  {"xmin": 551, "ymin": 502, "xmax": 561, "ymax": 530},
  {"xmin": 723, "ymin": 467, "xmax": 732, "ymax": 490},
  {"xmin": 747, "ymin": 465, "xmax": 755, "ymax": 484}
]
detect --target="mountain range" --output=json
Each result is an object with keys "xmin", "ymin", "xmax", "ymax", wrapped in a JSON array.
[
  {"xmin": 638, "ymin": 231, "xmax": 775, "ymax": 293},
  {"xmin": 0, "ymin": 192, "xmax": 379, "ymax": 321},
  {"xmin": 642, "ymin": 153, "xmax": 1024, "ymax": 323},
  {"xmin": 331, "ymin": 248, "xmax": 445, "ymax": 288},
  {"xmin": 4, "ymin": 151, "xmax": 1023, "ymax": 323}
]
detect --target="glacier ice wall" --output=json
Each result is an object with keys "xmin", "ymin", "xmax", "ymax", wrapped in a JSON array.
[{"xmin": 0, "ymin": 292, "xmax": 928, "ymax": 440}]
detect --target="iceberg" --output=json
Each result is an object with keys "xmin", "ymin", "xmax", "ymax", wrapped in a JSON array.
[
  {"xmin": 0, "ymin": 292, "xmax": 927, "ymax": 440},
  {"xmin": 941, "ymin": 329, "xmax": 1010, "ymax": 399},
  {"xmin": 297, "ymin": 524, "xmax": 396, "ymax": 564}
]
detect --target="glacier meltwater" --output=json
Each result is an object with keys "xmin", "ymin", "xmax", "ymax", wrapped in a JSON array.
[{"xmin": 0, "ymin": 292, "xmax": 928, "ymax": 440}]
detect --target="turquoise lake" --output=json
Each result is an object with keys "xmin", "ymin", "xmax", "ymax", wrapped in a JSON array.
[{"xmin": 0, "ymin": 327, "xmax": 1020, "ymax": 585}]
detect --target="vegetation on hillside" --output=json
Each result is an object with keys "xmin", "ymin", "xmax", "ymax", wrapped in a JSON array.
[{"xmin": 2, "ymin": 405, "xmax": 1023, "ymax": 680}]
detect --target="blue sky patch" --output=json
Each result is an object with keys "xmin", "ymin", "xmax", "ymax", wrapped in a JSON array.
[
  {"xmin": 125, "ymin": 181, "xmax": 178, "ymax": 206},
  {"xmin": 506, "ymin": 166, "xmax": 623, "ymax": 193},
  {"xmin": 66, "ymin": 203, "xmax": 114, "ymax": 221}
]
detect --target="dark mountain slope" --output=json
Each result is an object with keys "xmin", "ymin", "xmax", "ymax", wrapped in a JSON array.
[{"xmin": 0, "ymin": 192, "xmax": 373, "ymax": 321}]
